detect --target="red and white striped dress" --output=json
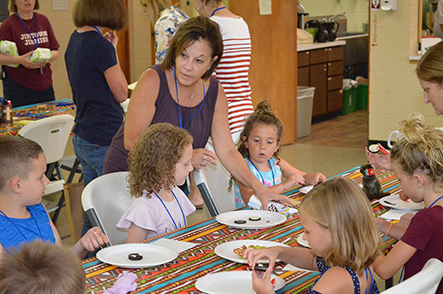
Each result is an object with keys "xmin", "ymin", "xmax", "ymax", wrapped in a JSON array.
[{"xmin": 211, "ymin": 16, "xmax": 254, "ymax": 135}]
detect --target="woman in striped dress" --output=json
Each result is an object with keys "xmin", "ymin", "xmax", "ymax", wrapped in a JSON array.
[{"xmin": 194, "ymin": 0, "xmax": 254, "ymax": 138}]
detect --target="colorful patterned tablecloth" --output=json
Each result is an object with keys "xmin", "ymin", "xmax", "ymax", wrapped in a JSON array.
[
  {"xmin": 83, "ymin": 166, "xmax": 401, "ymax": 294},
  {"xmin": 0, "ymin": 99, "xmax": 75, "ymax": 136}
]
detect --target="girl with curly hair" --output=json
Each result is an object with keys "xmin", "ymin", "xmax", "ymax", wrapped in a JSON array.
[
  {"xmin": 245, "ymin": 177, "xmax": 381, "ymax": 294},
  {"xmin": 117, "ymin": 123, "xmax": 196, "ymax": 243},
  {"xmin": 231, "ymin": 100, "xmax": 326, "ymax": 208}
]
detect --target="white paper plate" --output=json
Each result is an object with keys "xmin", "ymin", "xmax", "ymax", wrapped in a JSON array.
[
  {"xmin": 96, "ymin": 243, "xmax": 178, "ymax": 268},
  {"xmin": 299, "ymin": 185, "xmax": 314, "ymax": 194},
  {"xmin": 215, "ymin": 240, "xmax": 289, "ymax": 264},
  {"xmin": 379, "ymin": 193, "xmax": 424, "ymax": 211},
  {"xmin": 195, "ymin": 271, "xmax": 285, "ymax": 294},
  {"xmin": 216, "ymin": 211, "xmax": 287, "ymax": 229},
  {"xmin": 296, "ymin": 233, "xmax": 310, "ymax": 248}
]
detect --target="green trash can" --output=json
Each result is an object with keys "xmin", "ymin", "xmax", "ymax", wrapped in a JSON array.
[
  {"xmin": 339, "ymin": 86, "xmax": 357, "ymax": 116},
  {"xmin": 356, "ymin": 84, "xmax": 368, "ymax": 110}
]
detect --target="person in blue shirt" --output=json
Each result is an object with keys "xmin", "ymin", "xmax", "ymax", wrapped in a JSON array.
[{"xmin": 0, "ymin": 136, "xmax": 108, "ymax": 260}]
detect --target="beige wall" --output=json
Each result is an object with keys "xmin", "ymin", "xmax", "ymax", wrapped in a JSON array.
[
  {"xmin": 0, "ymin": 0, "xmax": 153, "ymax": 100},
  {"xmin": 368, "ymin": 0, "xmax": 443, "ymax": 142},
  {"xmin": 301, "ymin": 0, "xmax": 368, "ymax": 32}
]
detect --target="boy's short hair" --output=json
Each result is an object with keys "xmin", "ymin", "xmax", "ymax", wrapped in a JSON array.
[
  {"xmin": 0, "ymin": 240, "xmax": 85, "ymax": 294},
  {"xmin": 0, "ymin": 136, "xmax": 43, "ymax": 191}
]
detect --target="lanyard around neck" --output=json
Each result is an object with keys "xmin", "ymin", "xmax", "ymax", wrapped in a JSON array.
[
  {"xmin": 152, "ymin": 188, "xmax": 187, "ymax": 230},
  {"xmin": 0, "ymin": 208, "xmax": 43, "ymax": 241},
  {"xmin": 17, "ymin": 12, "xmax": 38, "ymax": 48},
  {"xmin": 174, "ymin": 66, "xmax": 205, "ymax": 129},
  {"xmin": 92, "ymin": 26, "xmax": 103, "ymax": 37},
  {"xmin": 248, "ymin": 157, "xmax": 275, "ymax": 186},
  {"xmin": 429, "ymin": 195, "xmax": 443, "ymax": 208},
  {"xmin": 210, "ymin": 6, "xmax": 226, "ymax": 17}
]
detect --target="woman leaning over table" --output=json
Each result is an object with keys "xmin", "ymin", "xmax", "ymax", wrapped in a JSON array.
[
  {"xmin": 103, "ymin": 16, "xmax": 290, "ymax": 210},
  {"xmin": 194, "ymin": 0, "xmax": 254, "ymax": 136},
  {"xmin": 366, "ymin": 40, "xmax": 443, "ymax": 171},
  {"xmin": 0, "ymin": 0, "xmax": 59, "ymax": 108},
  {"xmin": 64, "ymin": 0, "xmax": 128, "ymax": 188}
]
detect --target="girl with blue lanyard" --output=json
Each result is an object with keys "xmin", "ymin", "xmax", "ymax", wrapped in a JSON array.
[
  {"xmin": 373, "ymin": 112, "xmax": 443, "ymax": 294},
  {"xmin": 231, "ymin": 101, "xmax": 326, "ymax": 209},
  {"xmin": 245, "ymin": 177, "xmax": 381, "ymax": 294},
  {"xmin": 117, "ymin": 123, "xmax": 196, "ymax": 243}
]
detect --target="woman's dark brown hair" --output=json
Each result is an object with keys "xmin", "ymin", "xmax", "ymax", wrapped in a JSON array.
[
  {"xmin": 73, "ymin": 0, "xmax": 127, "ymax": 31},
  {"xmin": 162, "ymin": 16, "xmax": 223, "ymax": 80}
]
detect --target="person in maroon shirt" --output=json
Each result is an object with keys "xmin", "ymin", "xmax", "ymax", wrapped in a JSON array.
[
  {"xmin": 0, "ymin": 0, "xmax": 60, "ymax": 107},
  {"xmin": 373, "ymin": 112, "xmax": 443, "ymax": 293}
]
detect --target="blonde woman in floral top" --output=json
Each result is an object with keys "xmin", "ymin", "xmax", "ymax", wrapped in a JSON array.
[{"xmin": 140, "ymin": 0, "xmax": 188, "ymax": 64}]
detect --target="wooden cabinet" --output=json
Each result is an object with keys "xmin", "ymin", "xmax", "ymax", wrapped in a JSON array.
[{"xmin": 298, "ymin": 46, "xmax": 344, "ymax": 117}]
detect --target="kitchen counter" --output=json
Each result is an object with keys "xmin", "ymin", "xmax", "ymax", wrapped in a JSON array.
[{"xmin": 297, "ymin": 40, "xmax": 346, "ymax": 52}]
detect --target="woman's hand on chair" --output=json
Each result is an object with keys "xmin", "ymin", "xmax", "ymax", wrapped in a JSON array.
[{"xmin": 192, "ymin": 148, "xmax": 217, "ymax": 169}]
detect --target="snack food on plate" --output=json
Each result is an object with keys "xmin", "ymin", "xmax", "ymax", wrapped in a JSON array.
[
  {"xmin": 248, "ymin": 195, "xmax": 298, "ymax": 215},
  {"xmin": 233, "ymin": 245, "xmax": 266, "ymax": 258}
]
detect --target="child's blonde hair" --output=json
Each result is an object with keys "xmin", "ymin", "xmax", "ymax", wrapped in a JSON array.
[
  {"xmin": 0, "ymin": 240, "xmax": 85, "ymax": 294},
  {"xmin": 390, "ymin": 112, "xmax": 443, "ymax": 184},
  {"xmin": 128, "ymin": 123, "xmax": 193, "ymax": 197},
  {"xmin": 229, "ymin": 100, "xmax": 283, "ymax": 190},
  {"xmin": 300, "ymin": 177, "xmax": 381, "ymax": 275}
]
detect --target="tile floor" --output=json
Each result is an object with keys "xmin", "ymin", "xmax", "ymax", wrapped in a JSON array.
[{"xmin": 53, "ymin": 109, "xmax": 401, "ymax": 290}]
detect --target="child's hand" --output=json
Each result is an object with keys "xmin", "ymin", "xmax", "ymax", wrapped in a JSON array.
[
  {"xmin": 79, "ymin": 227, "xmax": 109, "ymax": 252},
  {"xmin": 282, "ymin": 174, "xmax": 305, "ymax": 190},
  {"xmin": 365, "ymin": 146, "xmax": 392, "ymax": 171},
  {"xmin": 244, "ymin": 247, "xmax": 278, "ymax": 270},
  {"xmin": 251, "ymin": 267, "xmax": 275, "ymax": 294},
  {"xmin": 399, "ymin": 212, "xmax": 414, "ymax": 227},
  {"xmin": 304, "ymin": 172, "xmax": 327, "ymax": 185}
]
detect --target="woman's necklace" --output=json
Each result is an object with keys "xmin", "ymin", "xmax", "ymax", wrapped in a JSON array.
[
  {"xmin": 0, "ymin": 209, "xmax": 43, "ymax": 242},
  {"xmin": 185, "ymin": 81, "xmax": 198, "ymax": 107},
  {"xmin": 210, "ymin": 6, "xmax": 227, "ymax": 17},
  {"xmin": 174, "ymin": 66, "xmax": 205, "ymax": 129},
  {"xmin": 152, "ymin": 188, "xmax": 187, "ymax": 230},
  {"xmin": 428, "ymin": 195, "xmax": 443, "ymax": 208},
  {"xmin": 248, "ymin": 157, "xmax": 275, "ymax": 186},
  {"xmin": 17, "ymin": 12, "xmax": 38, "ymax": 48}
]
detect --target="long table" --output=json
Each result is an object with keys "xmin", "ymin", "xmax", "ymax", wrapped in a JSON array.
[
  {"xmin": 83, "ymin": 166, "xmax": 401, "ymax": 294},
  {"xmin": 0, "ymin": 99, "xmax": 75, "ymax": 136}
]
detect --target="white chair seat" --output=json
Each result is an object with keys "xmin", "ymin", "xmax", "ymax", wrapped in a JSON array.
[
  {"xmin": 44, "ymin": 180, "xmax": 65, "ymax": 196},
  {"xmin": 382, "ymin": 259, "xmax": 443, "ymax": 294}
]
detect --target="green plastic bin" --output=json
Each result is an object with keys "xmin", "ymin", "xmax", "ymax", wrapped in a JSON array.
[
  {"xmin": 339, "ymin": 86, "xmax": 357, "ymax": 116},
  {"xmin": 356, "ymin": 84, "xmax": 368, "ymax": 110}
]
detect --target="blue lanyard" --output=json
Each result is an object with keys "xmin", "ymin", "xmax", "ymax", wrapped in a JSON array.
[
  {"xmin": 17, "ymin": 13, "xmax": 38, "ymax": 48},
  {"xmin": 429, "ymin": 195, "xmax": 443, "ymax": 208},
  {"xmin": 0, "ymin": 209, "xmax": 43, "ymax": 241},
  {"xmin": 174, "ymin": 66, "xmax": 205, "ymax": 129},
  {"xmin": 152, "ymin": 188, "xmax": 187, "ymax": 230},
  {"xmin": 365, "ymin": 267, "xmax": 373, "ymax": 294},
  {"xmin": 210, "ymin": 6, "xmax": 226, "ymax": 17},
  {"xmin": 92, "ymin": 26, "xmax": 103, "ymax": 37},
  {"xmin": 248, "ymin": 157, "xmax": 275, "ymax": 186}
]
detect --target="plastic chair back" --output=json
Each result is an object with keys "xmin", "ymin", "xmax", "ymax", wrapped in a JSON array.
[
  {"xmin": 382, "ymin": 259, "xmax": 443, "ymax": 294},
  {"xmin": 193, "ymin": 137, "xmax": 237, "ymax": 217},
  {"xmin": 18, "ymin": 114, "xmax": 75, "ymax": 164},
  {"xmin": 81, "ymin": 172, "xmax": 132, "ymax": 245}
]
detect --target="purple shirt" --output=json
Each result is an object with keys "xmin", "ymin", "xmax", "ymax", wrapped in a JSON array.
[{"xmin": 103, "ymin": 64, "xmax": 219, "ymax": 173}]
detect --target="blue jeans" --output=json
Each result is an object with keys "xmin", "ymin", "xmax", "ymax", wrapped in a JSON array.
[{"xmin": 73, "ymin": 134, "xmax": 108, "ymax": 258}]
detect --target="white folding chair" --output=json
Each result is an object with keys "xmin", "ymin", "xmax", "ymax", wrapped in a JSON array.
[
  {"xmin": 382, "ymin": 259, "xmax": 443, "ymax": 294},
  {"xmin": 193, "ymin": 136, "xmax": 237, "ymax": 217},
  {"xmin": 81, "ymin": 172, "xmax": 132, "ymax": 246},
  {"xmin": 18, "ymin": 114, "xmax": 75, "ymax": 223}
]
